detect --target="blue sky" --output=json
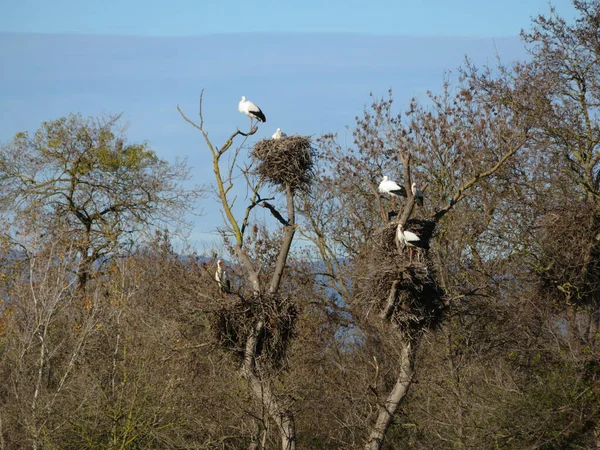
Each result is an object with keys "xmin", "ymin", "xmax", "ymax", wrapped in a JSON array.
[
  {"xmin": 1, "ymin": 0, "xmax": 576, "ymax": 36},
  {"xmin": 0, "ymin": 1, "xmax": 578, "ymax": 250}
]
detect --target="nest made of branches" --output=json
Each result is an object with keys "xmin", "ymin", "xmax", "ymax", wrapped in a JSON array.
[
  {"xmin": 353, "ymin": 219, "xmax": 445, "ymax": 333},
  {"xmin": 405, "ymin": 218, "xmax": 437, "ymax": 245},
  {"xmin": 536, "ymin": 205, "xmax": 600, "ymax": 308},
  {"xmin": 251, "ymin": 135, "xmax": 314, "ymax": 192},
  {"xmin": 212, "ymin": 292, "xmax": 297, "ymax": 370}
]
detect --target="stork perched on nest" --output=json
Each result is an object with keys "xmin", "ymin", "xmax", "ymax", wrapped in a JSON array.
[
  {"xmin": 215, "ymin": 259, "xmax": 231, "ymax": 296},
  {"xmin": 396, "ymin": 224, "xmax": 429, "ymax": 263},
  {"xmin": 272, "ymin": 128, "xmax": 287, "ymax": 139},
  {"xmin": 412, "ymin": 183, "xmax": 424, "ymax": 206},
  {"xmin": 238, "ymin": 96, "xmax": 266, "ymax": 125}
]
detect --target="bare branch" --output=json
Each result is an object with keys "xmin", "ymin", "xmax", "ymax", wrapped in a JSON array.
[
  {"xmin": 380, "ymin": 280, "xmax": 401, "ymax": 320},
  {"xmin": 398, "ymin": 152, "xmax": 416, "ymax": 226},
  {"xmin": 433, "ymin": 133, "xmax": 528, "ymax": 222},
  {"xmin": 261, "ymin": 201, "xmax": 289, "ymax": 226},
  {"xmin": 179, "ymin": 93, "xmax": 258, "ymax": 247}
]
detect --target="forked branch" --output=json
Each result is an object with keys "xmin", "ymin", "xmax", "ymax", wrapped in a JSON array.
[
  {"xmin": 177, "ymin": 91, "xmax": 258, "ymax": 247},
  {"xmin": 433, "ymin": 133, "xmax": 528, "ymax": 223}
]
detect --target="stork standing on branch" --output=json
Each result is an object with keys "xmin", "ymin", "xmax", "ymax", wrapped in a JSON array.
[
  {"xmin": 412, "ymin": 183, "xmax": 424, "ymax": 206},
  {"xmin": 215, "ymin": 259, "xmax": 231, "ymax": 296},
  {"xmin": 378, "ymin": 175, "xmax": 407, "ymax": 210},
  {"xmin": 238, "ymin": 96, "xmax": 266, "ymax": 126}
]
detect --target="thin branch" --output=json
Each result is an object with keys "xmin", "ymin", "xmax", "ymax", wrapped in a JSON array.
[
  {"xmin": 433, "ymin": 133, "xmax": 528, "ymax": 223},
  {"xmin": 240, "ymin": 171, "xmax": 265, "ymax": 238},
  {"xmin": 261, "ymin": 201, "xmax": 289, "ymax": 226},
  {"xmin": 398, "ymin": 152, "xmax": 416, "ymax": 225},
  {"xmin": 380, "ymin": 280, "xmax": 401, "ymax": 320},
  {"xmin": 178, "ymin": 92, "xmax": 258, "ymax": 247}
]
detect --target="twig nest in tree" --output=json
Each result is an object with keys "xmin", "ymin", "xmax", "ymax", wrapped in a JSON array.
[
  {"xmin": 353, "ymin": 220, "xmax": 445, "ymax": 334},
  {"xmin": 251, "ymin": 135, "xmax": 314, "ymax": 192},
  {"xmin": 404, "ymin": 218, "xmax": 436, "ymax": 244},
  {"xmin": 212, "ymin": 293, "xmax": 297, "ymax": 370}
]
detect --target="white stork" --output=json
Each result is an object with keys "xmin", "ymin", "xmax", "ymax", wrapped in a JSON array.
[
  {"xmin": 411, "ymin": 182, "xmax": 424, "ymax": 206},
  {"xmin": 378, "ymin": 175, "xmax": 407, "ymax": 210},
  {"xmin": 272, "ymin": 128, "xmax": 287, "ymax": 139},
  {"xmin": 378, "ymin": 176, "xmax": 407, "ymax": 198},
  {"xmin": 396, "ymin": 224, "xmax": 428, "ymax": 263},
  {"xmin": 238, "ymin": 96, "xmax": 266, "ymax": 124},
  {"xmin": 215, "ymin": 259, "xmax": 231, "ymax": 295}
]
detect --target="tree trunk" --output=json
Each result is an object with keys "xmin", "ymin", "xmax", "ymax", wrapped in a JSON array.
[
  {"xmin": 242, "ymin": 366, "xmax": 296, "ymax": 450},
  {"xmin": 76, "ymin": 251, "xmax": 93, "ymax": 292},
  {"xmin": 365, "ymin": 338, "xmax": 415, "ymax": 450},
  {"xmin": 242, "ymin": 319, "xmax": 296, "ymax": 449},
  {"xmin": 269, "ymin": 185, "xmax": 296, "ymax": 295},
  {"xmin": 565, "ymin": 304, "xmax": 582, "ymax": 346}
]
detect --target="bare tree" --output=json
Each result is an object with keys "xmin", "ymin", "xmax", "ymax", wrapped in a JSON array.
[
  {"xmin": 179, "ymin": 92, "xmax": 313, "ymax": 449},
  {"xmin": 0, "ymin": 234, "xmax": 103, "ymax": 449},
  {"xmin": 301, "ymin": 73, "xmax": 531, "ymax": 448}
]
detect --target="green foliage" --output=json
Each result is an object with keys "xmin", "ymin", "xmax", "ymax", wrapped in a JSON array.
[{"xmin": 0, "ymin": 113, "xmax": 201, "ymax": 289}]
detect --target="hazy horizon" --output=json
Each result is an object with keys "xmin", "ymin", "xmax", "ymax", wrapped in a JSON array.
[{"xmin": 0, "ymin": 31, "xmax": 528, "ymax": 248}]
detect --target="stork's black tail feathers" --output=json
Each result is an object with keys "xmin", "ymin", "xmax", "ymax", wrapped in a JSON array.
[
  {"xmin": 409, "ymin": 238, "xmax": 429, "ymax": 250},
  {"xmin": 220, "ymin": 279, "xmax": 232, "ymax": 293},
  {"xmin": 251, "ymin": 110, "xmax": 266, "ymax": 123},
  {"xmin": 391, "ymin": 186, "xmax": 407, "ymax": 197}
]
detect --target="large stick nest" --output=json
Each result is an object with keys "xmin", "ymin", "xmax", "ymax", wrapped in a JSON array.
[
  {"xmin": 250, "ymin": 136, "xmax": 314, "ymax": 192},
  {"xmin": 353, "ymin": 219, "xmax": 445, "ymax": 334},
  {"xmin": 535, "ymin": 204, "xmax": 600, "ymax": 308},
  {"xmin": 212, "ymin": 292, "xmax": 297, "ymax": 370}
]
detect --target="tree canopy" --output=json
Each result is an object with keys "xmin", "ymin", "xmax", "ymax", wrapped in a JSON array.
[
  {"xmin": 0, "ymin": 113, "xmax": 201, "ymax": 287},
  {"xmin": 1, "ymin": 1, "xmax": 600, "ymax": 449}
]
